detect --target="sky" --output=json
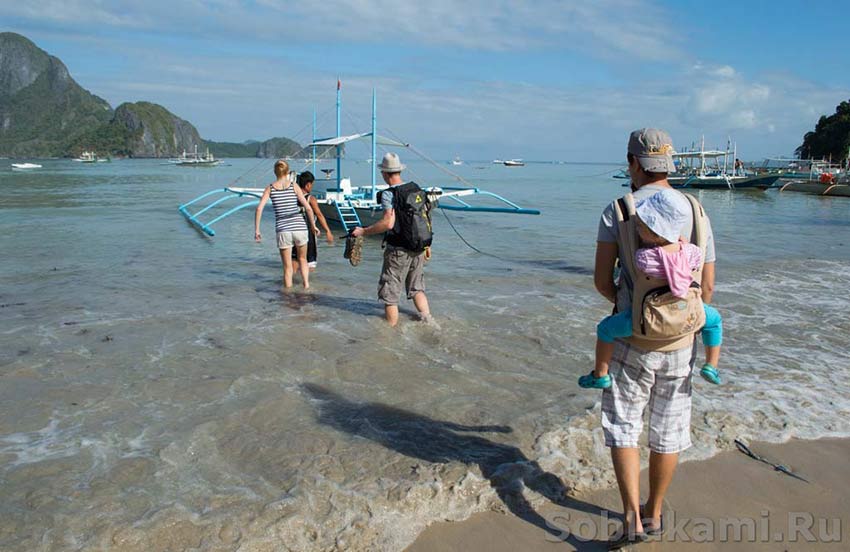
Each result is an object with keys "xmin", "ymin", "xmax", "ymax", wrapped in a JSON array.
[{"xmin": 3, "ymin": 0, "xmax": 849, "ymax": 161}]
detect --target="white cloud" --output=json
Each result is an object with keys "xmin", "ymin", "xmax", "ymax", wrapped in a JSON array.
[{"xmin": 1, "ymin": 0, "xmax": 680, "ymax": 60}]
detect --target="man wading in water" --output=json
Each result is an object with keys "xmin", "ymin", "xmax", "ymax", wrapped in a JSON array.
[
  {"xmin": 351, "ymin": 152, "xmax": 434, "ymax": 327},
  {"xmin": 594, "ymin": 129, "xmax": 717, "ymax": 549}
]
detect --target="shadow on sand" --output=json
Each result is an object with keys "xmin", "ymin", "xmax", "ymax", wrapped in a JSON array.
[{"xmin": 302, "ymin": 383, "xmax": 611, "ymax": 550}]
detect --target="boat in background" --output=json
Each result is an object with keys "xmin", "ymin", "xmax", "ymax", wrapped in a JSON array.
[
  {"xmin": 11, "ymin": 163, "xmax": 42, "ymax": 170},
  {"xmin": 669, "ymin": 138, "xmax": 779, "ymax": 189},
  {"xmin": 757, "ymin": 157, "xmax": 844, "ymax": 183},
  {"xmin": 451, "ymin": 156, "xmax": 463, "ymax": 166},
  {"xmin": 171, "ymin": 146, "xmax": 220, "ymax": 167},
  {"xmin": 75, "ymin": 151, "xmax": 97, "ymax": 163},
  {"xmin": 503, "ymin": 159, "xmax": 525, "ymax": 167}
]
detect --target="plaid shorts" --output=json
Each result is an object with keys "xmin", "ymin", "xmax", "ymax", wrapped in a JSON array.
[{"xmin": 601, "ymin": 340, "xmax": 696, "ymax": 454}]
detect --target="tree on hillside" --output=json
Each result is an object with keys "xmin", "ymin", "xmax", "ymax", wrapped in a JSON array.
[{"xmin": 796, "ymin": 100, "xmax": 850, "ymax": 161}]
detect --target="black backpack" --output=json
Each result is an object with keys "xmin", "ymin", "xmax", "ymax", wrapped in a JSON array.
[{"xmin": 379, "ymin": 182, "xmax": 433, "ymax": 252}]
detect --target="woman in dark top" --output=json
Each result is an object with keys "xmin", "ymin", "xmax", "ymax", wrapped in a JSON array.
[{"xmin": 292, "ymin": 171, "xmax": 334, "ymax": 272}]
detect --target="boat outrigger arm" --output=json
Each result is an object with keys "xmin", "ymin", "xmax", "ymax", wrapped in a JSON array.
[{"xmin": 178, "ymin": 187, "xmax": 265, "ymax": 237}]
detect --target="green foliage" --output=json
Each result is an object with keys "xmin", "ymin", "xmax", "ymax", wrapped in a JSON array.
[
  {"xmin": 0, "ymin": 58, "xmax": 112, "ymax": 157},
  {"xmin": 67, "ymin": 119, "xmax": 137, "ymax": 157},
  {"xmin": 796, "ymin": 100, "xmax": 850, "ymax": 160},
  {"xmin": 257, "ymin": 136, "xmax": 302, "ymax": 158},
  {"xmin": 205, "ymin": 140, "xmax": 259, "ymax": 157},
  {"xmin": 206, "ymin": 137, "xmax": 313, "ymax": 158}
]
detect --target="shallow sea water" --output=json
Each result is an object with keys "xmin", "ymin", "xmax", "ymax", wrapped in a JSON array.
[{"xmin": 1, "ymin": 158, "xmax": 849, "ymax": 550}]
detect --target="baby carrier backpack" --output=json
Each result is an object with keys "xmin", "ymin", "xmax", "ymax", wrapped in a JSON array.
[
  {"xmin": 614, "ymin": 192, "xmax": 708, "ymax": 352},
  {"xmin": 379, "ymin": 182, "xmax": 433, "ymax": 252}
]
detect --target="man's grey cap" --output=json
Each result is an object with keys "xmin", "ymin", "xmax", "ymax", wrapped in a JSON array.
[
  {"xmin": 378, "ymin": 152, "xmax": 405, "ymax": 173},
  {"xmin": 628, "ymin": 128, "xmax": 676, "ymax": 173}
]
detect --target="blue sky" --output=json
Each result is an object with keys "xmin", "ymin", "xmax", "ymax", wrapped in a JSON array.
[{"xmin": 3, "ymin": 0, "xmax": 849, "ymax": 161}]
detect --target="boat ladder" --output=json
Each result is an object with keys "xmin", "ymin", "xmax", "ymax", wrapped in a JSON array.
[{"xmin": 334, "ymin": 200, "xmax": 362, "ymax": 233}]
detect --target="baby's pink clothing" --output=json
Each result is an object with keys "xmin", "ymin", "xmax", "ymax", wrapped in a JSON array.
[{"xmin": 635, "ymin": 241, "xmax": 702, "ymax": 298}]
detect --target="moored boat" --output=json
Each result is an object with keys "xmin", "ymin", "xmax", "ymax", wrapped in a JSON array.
[
  {"xmin": 171, "ymin": 146, "xmax": 220, "ymax": 167},
  {"xmin": 669, "ymin": 138, "xmax": 778, "ymax": 190}
]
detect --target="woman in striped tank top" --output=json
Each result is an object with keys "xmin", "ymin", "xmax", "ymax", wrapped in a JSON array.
[{"xmin": 254, "ymin": 160, "xmax": 319, "ymax": 289}]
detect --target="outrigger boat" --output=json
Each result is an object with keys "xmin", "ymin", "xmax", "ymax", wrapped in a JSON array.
[
  {"xmin": 669, "ymin": 138, "xmax": 779, "ymax": 190},
  {"xmin": 171, "ymin": 145, "xmax": 220, "ymax": 167},
  {"xmin": 179, "ymin": 86, "xmax": 539, "ymax": 237}
]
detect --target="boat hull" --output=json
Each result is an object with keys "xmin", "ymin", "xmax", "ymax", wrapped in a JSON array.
[
  {"xmin": 779, "ymin": 181, "xmax": 850, "ymax": 197},
  {"xmin": 176, "ymin": 161, "xmax": 221, "ymax": 167},
  {"xmin": 670, "ymin": 174, "xmax": 780, "ymax": 190}
]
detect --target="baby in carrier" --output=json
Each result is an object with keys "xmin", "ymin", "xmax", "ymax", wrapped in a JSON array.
[{"xmin": 580, "ymin": 189, "xmax": 723, "ymax": 389}]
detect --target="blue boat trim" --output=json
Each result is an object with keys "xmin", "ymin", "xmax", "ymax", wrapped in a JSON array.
[{"xmin": 178, "ymin": 187, "xmax": 265, "ymax": 236}]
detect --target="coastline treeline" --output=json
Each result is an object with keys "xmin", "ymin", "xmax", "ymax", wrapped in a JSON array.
[{"xmin": 796, "ymin": 100, "xmax": 850, "ymax": 161}]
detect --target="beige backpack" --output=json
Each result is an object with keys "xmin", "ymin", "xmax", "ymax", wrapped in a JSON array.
[{"xmin": 614, "ymin": 192, "xmax": 708, "ymax": 352}]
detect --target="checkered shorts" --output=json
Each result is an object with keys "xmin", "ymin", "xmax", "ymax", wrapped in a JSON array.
[{"xmin": 601, "ymin": 340, "xmax": 696, "ymax": 454}]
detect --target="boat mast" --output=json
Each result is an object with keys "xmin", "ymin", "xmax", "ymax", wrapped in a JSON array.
[
  {"xmin": 371, "ymin": 88, "xmax": 377, "ymax": 201},
  {"xmin": 312, "ymin": 107, "xmax": 317, "ymax": 176},
  {"xmin": 733, "ymin": 142, "xmax": 738, "ymax": 176},
  {"xmin": 336, "ymin": 77, "xmax": 341, "ymax": 191}
]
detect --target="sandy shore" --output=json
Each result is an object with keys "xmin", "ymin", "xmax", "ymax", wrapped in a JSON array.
[{"xmin": 406, "ymin": 438, "xmax": 849, "ymax": 551}]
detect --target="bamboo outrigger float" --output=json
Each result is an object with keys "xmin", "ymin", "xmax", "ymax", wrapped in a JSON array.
[{"xmin": 179, "ymin": 85, "xmax": 539, "ymax": 237}]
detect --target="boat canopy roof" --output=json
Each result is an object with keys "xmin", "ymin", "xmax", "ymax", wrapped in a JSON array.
[
  {"xmin": 673, "ymin": 150, "xmax": 728, "ymax": 158},
  {"xmin": 310, "ymin": 133, "xmax": 408, "ymax": 147}
]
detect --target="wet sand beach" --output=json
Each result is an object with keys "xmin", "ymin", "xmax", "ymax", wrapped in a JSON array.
[{"xmin": 407, "ymin": 437, "xmax": 850, "ymax": 551}]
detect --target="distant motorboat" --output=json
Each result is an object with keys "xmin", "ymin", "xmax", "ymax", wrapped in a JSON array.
[
  {"xmin": 503, "ymin": 159, "xmax": 525, "ymax": 166},
  {"xmin": 451, "ymin": 156, "xmax": 463, "ymax": 166},
  {"xmin": 11, "ymin": 163, "xmax": 42, "ymax": 170},
  {"xmin": 492, "ymin": 159, "xmax": 503, "ymax": 164}
]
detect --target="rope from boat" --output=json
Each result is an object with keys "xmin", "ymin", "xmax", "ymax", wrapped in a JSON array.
[
  {"xmin": 575, "ymin": 167, "xmax": 627, "ymax": 178},
  {"xmin": 436, "ymin": 206, "xmax": 508, "ymax": 261}
]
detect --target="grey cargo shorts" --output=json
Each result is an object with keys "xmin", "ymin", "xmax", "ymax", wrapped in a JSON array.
[{"xmin": 378, "ymin": 246, "xmax": 426, "ymax": 305}]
